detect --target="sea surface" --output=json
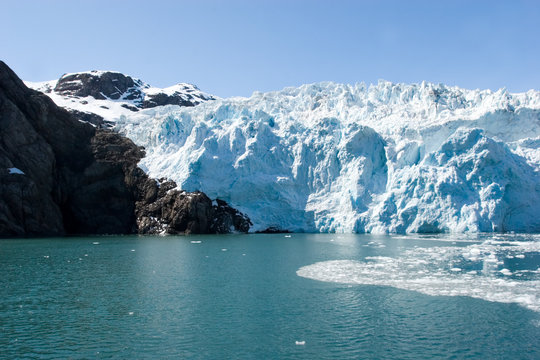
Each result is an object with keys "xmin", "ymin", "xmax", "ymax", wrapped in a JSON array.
[{"xmin": 0, "ymin": 233, "xmax": 539, "ymax": 359}]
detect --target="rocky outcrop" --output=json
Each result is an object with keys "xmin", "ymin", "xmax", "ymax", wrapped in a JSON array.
[
  {"xmin": 55, "ymin": 71, "xmax": 144, "ymax": 101},
  {"xmin": 91, "ymin": 131, "xmax": 252, "ymax": 235},
  {"xmin": 141, "ymin": 85, "xmax": 213, "ymax": 108},
  {"xmin": 136, "ymin": 181, "xmax": 251, "ymax": 235},
  {"xmin": 52, "ymin": 70, "xmax": 215, "ymax": 110},
  {"xmin": 0, "ymin": 61, "xmax": 249, "ymax": 237},
  {"xmin": 68, "ymin": 109, "xmax": 113, "ymax": 128}
]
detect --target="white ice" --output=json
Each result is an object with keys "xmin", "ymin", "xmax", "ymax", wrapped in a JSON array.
[
  {"xmin": 7, "ymin": 167, "xmax": 25, "ymax": 175},
  {"xmin": 114, "ymin": 81, "xmax": 540, "ymax": 233},
  {"xmin": 297, "ymin": 238, "xmax": 540, "ymax": 312}
]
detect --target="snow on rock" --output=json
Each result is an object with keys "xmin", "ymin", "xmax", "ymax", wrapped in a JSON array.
[
  {"xmin": 7, "ymin": 167, "xmax": 25, "ymax": 175},
  {"xmin": 25, "ymin": 71, "xmax": 215, "ymax": 125}
]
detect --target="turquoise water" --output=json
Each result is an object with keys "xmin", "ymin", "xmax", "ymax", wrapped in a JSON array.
[{"xmin": 0, "ymin": 234, "xmax": 539, "ymax": 359}]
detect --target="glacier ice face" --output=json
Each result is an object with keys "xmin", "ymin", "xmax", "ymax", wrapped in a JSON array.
[
  {"xmin": 38, "ymin": 79, "xmax": 540, "ymax": 233},
  {"xmin": 371, "ymin": 129, "xmax": 540, "ymax": 233}
]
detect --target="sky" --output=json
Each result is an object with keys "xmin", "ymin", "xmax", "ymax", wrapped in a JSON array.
[{"xmin": 2, "ymin": 0, "xmax": 539, "ymax": 97}]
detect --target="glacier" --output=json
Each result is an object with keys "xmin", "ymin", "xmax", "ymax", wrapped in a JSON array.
[
  {"xmin": 109, "ymin": 81, "xmax": 540, "ymax": 233},
  {"xmin": 30, "ymin": 76, "xmax": 540, "ymax": 233}
]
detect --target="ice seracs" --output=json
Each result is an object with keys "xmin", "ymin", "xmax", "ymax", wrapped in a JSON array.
[{"xmin": 114, "ymin": 81, "xmax": 540, "ymax": 233}]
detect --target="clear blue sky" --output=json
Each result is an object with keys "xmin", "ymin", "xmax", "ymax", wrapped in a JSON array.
[{"xmin": 2, "ymin": 0, "xmax": 539, "ymax": 97}]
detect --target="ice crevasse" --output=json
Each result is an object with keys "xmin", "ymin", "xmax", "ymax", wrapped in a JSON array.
[{"xmin": 115, "ymin": 81, "xmax": 540, "ymax": 233}]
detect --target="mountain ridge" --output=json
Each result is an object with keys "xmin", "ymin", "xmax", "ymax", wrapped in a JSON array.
[{"xmin": 25, "ymin": 70, "xmax": 216, "ymax": 128}]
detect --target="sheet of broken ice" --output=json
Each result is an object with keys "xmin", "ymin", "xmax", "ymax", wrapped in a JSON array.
[{"xmin": 297, "ymin": 236, "xmax": 540, "ymax": 312}]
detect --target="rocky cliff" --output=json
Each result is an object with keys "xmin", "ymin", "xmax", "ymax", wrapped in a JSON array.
[{"xmin": 0, "ymin": 61, "xmax": 249, "ymax": 237}]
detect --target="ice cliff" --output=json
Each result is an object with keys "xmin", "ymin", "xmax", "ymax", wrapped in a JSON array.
[{"xmin": 33, "ymin": 78, "xmax": 540, "ymax": 233}]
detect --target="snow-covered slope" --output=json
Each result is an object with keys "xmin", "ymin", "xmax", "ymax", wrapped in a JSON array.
[
  {"xmin": 25, "ymin": 70, "xmax": 215, "ymax": 126},
  {"xmin": 31, "ymin": 78, "xmax": 540, "ymax": 233}
]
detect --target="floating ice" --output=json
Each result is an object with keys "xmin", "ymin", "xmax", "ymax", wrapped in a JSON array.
[
  {"xmin": 500, "ymin": 268, "xmax": 512, "ymax": 276},
  {"xmin": 297, "ymin": 239, "xmax": 540, "ymax": 312}
]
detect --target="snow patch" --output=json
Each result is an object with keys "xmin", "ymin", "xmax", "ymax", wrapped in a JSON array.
[{"xmin": 7, "ymin": 167, "xmax": 25, "ymax": 175}]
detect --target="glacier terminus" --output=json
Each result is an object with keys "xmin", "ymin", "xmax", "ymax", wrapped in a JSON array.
[{"xmin": 29, "ymin": 76, "xmax": 540, "ymax": 233}]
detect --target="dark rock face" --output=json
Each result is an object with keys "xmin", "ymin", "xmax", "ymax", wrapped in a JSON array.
[
  {"xmin": 256, "ymin": 227, "xmax": 291, "ymax": 234},
  {"xmin": 136, "ymin": 183, "xmax": 252, "ymax": 235},
  {"xmin": 68, "ymin": 109, "xmax": 113, "ymax": 128},
  {"xmin": 0, "ymin": 61, "xmax": 249, "ymax": 237},
  {"xmin": 212, "ymin": 199, "xmax": 251, "ymax": 233},
  {"xmin": 54, "ymin": 71, "xmax": 144, "ymax": 102},
  {"xmin": 0, "ymin": 62, "xmax": 95, "ymax": 236},
  {"xmin": 142, "ymin": 85, "xmax": 213, "ymax": 108}
]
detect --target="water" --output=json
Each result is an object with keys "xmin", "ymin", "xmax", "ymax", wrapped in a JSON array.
[{"xmin": 0, "ymin": 233, "xmax": 539, "ymax": 359}]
